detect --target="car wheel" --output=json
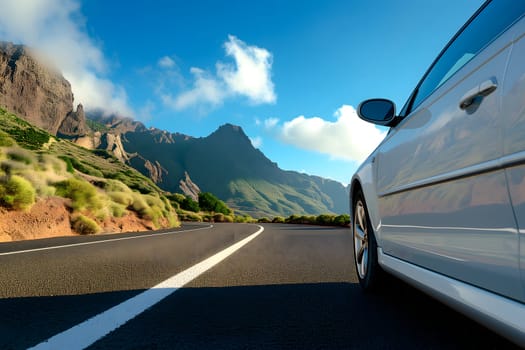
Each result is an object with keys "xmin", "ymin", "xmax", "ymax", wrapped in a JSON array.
[{"xmin": 352, "ymin": 190, "xmax": 382, "ymax": 291}]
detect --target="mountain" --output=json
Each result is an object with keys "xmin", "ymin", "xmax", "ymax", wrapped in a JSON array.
[
  {"xmin": 0, "ymin": 41, "xmax": 349, "ymax": 218},
  {"xmin": 0, "ymin": 42, "xmax": 87, "ymax": 136},
  {"xmin": 90, "ymin": 115, "xmax": 349, "ymax": 218}
]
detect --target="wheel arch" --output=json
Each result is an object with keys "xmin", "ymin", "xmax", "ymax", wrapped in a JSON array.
[{"xmin": 350, "ymin": 163, "xmax": 383, "ymax": 246}]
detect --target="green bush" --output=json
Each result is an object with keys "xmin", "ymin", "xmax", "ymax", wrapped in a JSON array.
[
  {"xmin": 333, "ymin": 214, "xmax": 351, "ymax": 227},
  {"xmin": 181, "ymin": 196, "xmax": 200, "ymax": 212},
  {"xmin": 104, "ymin": 179, "xmax": 131, "ymax": 193},
  {"xmin": 5, "ymin": 127, "xmax": 49, "ymax": 150},
  {"xmin": 199, "ymin": 192, "xmax": 232, "ymax": 215},
  {"xmin": 108, "ymin": 191, "xmax": 134, "ymax": 206},
  {"xmin": 258, "ymin": 217, "xmax": 271, "ymax": 223},
  {"xmin": 0, "ymin": 175, "xmax": 36, "ymax": 210},
  {"xmin": 272, "ymin": 216, "xmax": 285, "ymax": 223},
  {"xmin": 236, "ymin": 215, "xmax": 256, "ymax": 223},
  {"xmin": 202, "ymin": 213, "xmax": 214, "ymax": 222},
  {"xmin": 0, "ymin": 159, "xmax": 29, "ymax": 175},
  {"xmin": 0, "ymin": 131, "xmax": 15, "ymax": 147},
  {"xmin": 59, "ymin": 156, "xmax": 103, "ymax": 177},
  {"xmin": 54, "ymin": 178, "xmax": 103, "ymax": 212},
  {"xmin": 59, "ymin": 156, "xmax": 74, "ymax": 173},
  {"xmin": 110, "ymin": 203, "xmax": 127, "ymax": 218},
  {"xmin": 316, "ymin": 214, "xmax": 334, "ymax": 226},
  {"xmin": 6, "ymin": 148, "xmax": 34, "ymax": 165},
  {"xmin": 179, "ymin": 212, "xmax": 203, "ymax": 222},
  {"xmin": 72, "ymin": 214, "xmax": 100, "ymax": 234}
]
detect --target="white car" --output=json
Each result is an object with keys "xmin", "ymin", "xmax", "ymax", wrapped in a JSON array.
[{"xmin": 351, "ymin": 0, "xmax": 525, "ymax": 346}]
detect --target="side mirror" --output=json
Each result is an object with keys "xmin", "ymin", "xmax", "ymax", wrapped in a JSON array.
[{"xmin": 357, "ymin": 99, "xmax": 396, "ymax": 126}]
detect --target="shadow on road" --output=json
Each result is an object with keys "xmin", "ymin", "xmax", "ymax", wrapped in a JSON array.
[{"xmin": 0, "ymin": 280, "xmax": 516, "ymax": 349}]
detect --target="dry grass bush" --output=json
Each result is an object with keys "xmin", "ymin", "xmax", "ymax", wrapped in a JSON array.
[
  {"xmin": 5, "ymin": 147, "xmax": 35, "ymax": 165},
  {"xmin": 55, "ymin": 177, "xmax": 104, "ymax": 212},
  {"xmin": 71, "ymin": 214, "xmax": 100, "ymax": 235},
  {"xmin": 0, "ymin": 175, "xmax": 36, "ymax": 210}
]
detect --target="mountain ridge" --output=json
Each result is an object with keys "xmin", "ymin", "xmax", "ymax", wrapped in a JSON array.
[{"xmin": 0, "ymin": 41, "xmax": 349, "ymax": 218}]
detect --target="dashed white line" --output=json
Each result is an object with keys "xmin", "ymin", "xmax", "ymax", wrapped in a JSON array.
[{"xmin": 28, "ymin": 225, "xmax": 264, "ymax": 350}]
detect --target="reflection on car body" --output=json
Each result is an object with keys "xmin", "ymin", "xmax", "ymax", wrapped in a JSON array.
[{"xmin": 350, "ymin": 0, "xmax": 525, "ymax": 346}]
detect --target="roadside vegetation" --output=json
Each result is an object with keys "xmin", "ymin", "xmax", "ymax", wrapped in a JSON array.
[
  {"xmin": 0, "ymin": 107, "xmax": 349, "ymax": 238},
  {"xmin": 0, "ymin": 107, "xmax": 179, "ymax": 235},
  {"xmin": 167, "ymin": 191, "xmax": 350, "ymax": 227}
]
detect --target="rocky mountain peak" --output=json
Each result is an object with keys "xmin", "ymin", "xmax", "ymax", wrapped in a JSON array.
[{"xmin": 0, "ymin": 41, "xmax": 85, "ymax": 136}]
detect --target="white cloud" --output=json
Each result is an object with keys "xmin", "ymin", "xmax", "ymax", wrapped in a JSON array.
[
  {"xmin": 217, "ymin": 35, "xmax": 276, "ymax": 104},
  {"xmin": 162, "ymin": 67, "xmax": 225, "ymax": 110},
  {"xmin": 163, "ymin": 35, "xmax": 276, "ymax": 111},
  {"xmin": 280, "ymin": 105, "xmax": 387, "ymax": 163},
  {"xmin": 250, "ymin": 136, "xmax": 263, "ymax": 148},
  {"xmin": 264, "ymin": 117, "xmax": 279, "ymax": 129},
  {"xmin": 0, "ymin": 0, "xmax": 133, "ymax": 117},
  {"xmin": 158, "ymin": 56, "xmax": 176, "ymax": 69}
]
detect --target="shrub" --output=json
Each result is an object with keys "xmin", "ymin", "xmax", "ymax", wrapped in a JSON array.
[
  {"xmin": 316, "ymin": 214, "xmax": 334, "ymax": 226},
  {"xmin": 0, "ymin": 131, "xmax": 15, "ymax": 147},
  {"xmin": 181, "ymin": 196, "xmax": 200, "ymax": 212},
  {"xmin": 333, "ymin": 214, "xmax": 351, "ymax": 227},
  {"xmin": 110, "ymin": 203, "xmax": 127, "ymax": 218},
  {"xmin": 71, "ymin": 214, "xmax": 100, "ymax": 234},
  {"xmin": 5, "ymin": 127, "xmax": 49, "ymax": 150},
  {"xmin": 199, "ymin": 192, "xmax": 232, "ymax": 215},
  {"xmin": 6, "ymin": 148, "xmax": 34, "ymax": 165},
  {"xmin": 59, "ymin": 156, "xmax": 74, "ymax": 173},
  {"xmin": 39, "ymin": 154, "xmax": 66, "ymax": 174},
  {"xmin": 234, "ymin": 215, "xmax": 246, "ymax": 223},
  {"xmin": 258, "ymin": 217, "xmax": 271, "ymax": 223},
  {"xmin": 213, "ymin": 213, "xmax": 225, "ymax": 222},
  {"xmin": 104, "ymin": 179, "xmax": 132, "ymax": 193},
  {"xmin": 54, "ymin": 178, "xmax": 103, "ymax": 212},
  {"xmin": 0, "ymin": 175, "xmax": 36, "ymax": 210},
  {"xmin": 0, "ymin": 159, "xmax": 28, "ymax": 175},
  {"xmin": 179, "ymin": 212, "xmax": 203, "ymax": 222},
  {"xmin": 202, "ymin": 213, "xmax": 214, "ymax": 222},
  {"xmin": 108, "ymin": 191, "xmax": 134, "ymax": 206},
  {"xmin": 272, "ymin": 216, "xmax": 285, "ymax": 223},
  {"xmin": 59, "ymin": 156, "xmax": 103, "ymax": 177}
]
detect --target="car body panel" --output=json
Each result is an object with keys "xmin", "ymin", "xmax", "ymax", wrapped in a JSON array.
[
  {"xmin": 350, "ymin": 1, "xmax": 525, "ymax": 345},
  {"xmin": 378, "ymin": 248, "xmax": 525, "ymax": 347},
  {"xmin": 501, "ymin": 21, "xmax": 525, "ymax": 296},
  {"xmin": 372, "ymin": 16, "xmax": 523, "ymax": 301}
]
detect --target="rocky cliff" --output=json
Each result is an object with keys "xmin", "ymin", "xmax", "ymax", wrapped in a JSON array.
[
  {"xmin": 180, "ymin": 171, "xmax": 201, "ymax": 201},
  {"xmin": 0, "ymin": 42, "xmax": 86, "ymax": 136}
]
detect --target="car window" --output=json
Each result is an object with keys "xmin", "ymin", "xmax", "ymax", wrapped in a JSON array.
[{"xmin": 410, "ymin": 0, "xmax": 525, "ymax": 111}]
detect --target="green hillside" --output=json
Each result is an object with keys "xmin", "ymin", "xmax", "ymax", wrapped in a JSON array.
[
  {"xmin": 0, "ymin": 107, "xmax": 179, "ymax": 233},
  {"xmin": 110, "ymin": 122, "xmax": 349, "ymax": 218}
]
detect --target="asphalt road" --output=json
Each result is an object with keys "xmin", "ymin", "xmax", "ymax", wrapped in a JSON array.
[{"xmin": 0, "ymin": 223, "xmax": 519, "ymax": 349}]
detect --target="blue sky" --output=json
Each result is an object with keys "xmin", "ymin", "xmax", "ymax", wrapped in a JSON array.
[{"xmin": 0, "ymin": 0, "xmax": 484, "ymax": 184}]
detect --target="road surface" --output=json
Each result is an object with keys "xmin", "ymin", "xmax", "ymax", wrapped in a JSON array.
[{"xmin": 0, "ymin": 223, "xmax": 519, "ymax": 349}]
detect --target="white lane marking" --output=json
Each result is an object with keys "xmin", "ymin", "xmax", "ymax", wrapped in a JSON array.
[
  {"xmin": 0, "ymin": 225, "xmax": 213, "ymax": 256},
  {"xmin": 29, "ymin": 225, "xmax": 264, "ymax": 350}
]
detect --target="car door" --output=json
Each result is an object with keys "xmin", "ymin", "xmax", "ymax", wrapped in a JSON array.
[
  {"xmin": 501, "ymin": 15, "xmax": 525, "ymax": 302},
  {"xmin": 376, "ymin": 1, "xmax": 525, "ymax": 301}
]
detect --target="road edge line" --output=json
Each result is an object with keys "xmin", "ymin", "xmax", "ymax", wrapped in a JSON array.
[{"xmin": 0, "ymin": 225, "xmax": 214, "ymax": 256}]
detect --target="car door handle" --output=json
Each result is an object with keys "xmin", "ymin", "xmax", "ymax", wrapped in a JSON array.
[{"xmin": 459, "ymin": 78, "xmax": 498, "ymax": 110}]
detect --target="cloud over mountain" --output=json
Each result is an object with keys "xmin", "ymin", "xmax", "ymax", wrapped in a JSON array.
[{"xmin": 0, "ymin": 0, "xmax": 133, "ymax": 117}]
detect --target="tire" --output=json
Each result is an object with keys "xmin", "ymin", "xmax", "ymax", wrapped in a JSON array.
[{"xmin": 352, "ymin": 190, "xmax": 382, "ymax": 291}]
